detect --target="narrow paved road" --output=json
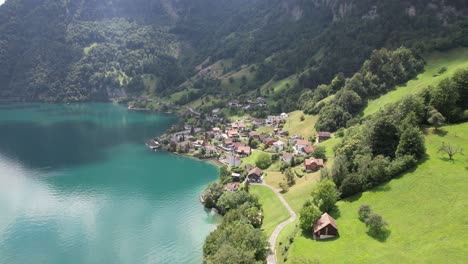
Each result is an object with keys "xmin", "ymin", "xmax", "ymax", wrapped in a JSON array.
[{"xmin": 253, "ymin": 183, "xmax": 296, "ymax": 264}]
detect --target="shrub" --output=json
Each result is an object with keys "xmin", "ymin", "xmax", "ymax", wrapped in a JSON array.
[
  {"xmin": 299, "ymin": 204, "xmax": 321, "ymax": 232},
  {"xmin": 365, "ymin": 213, "xmax": 388, "ymax": 237},
  {"xmin": 358, "ymin": 204, "xmax": 372, "ymax": 222}
]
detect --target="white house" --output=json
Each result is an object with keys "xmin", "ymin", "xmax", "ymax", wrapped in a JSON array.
[
  {"xmin": 273, "ymin": 140, "xmax": 285, "ymax": 152},
  {"xmin": 294, "ymin": 139, "xmax": 309, "ymax": 155},
  {"xmin": 266, "ymin": 115, "xmax": 276, "ymax": 125},
  {"xmin": 280, "ymin": 113, "xmax": 289, "ymax": 120},
  {"xmin": 226, "ymin": 152, "xmax": 242, "ymax": 167}
]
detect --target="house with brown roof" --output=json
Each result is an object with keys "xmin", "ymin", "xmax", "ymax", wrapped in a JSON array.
[
  {"xmin": 303, "ymin": 145, "xmax": 317, "ymax": 155},
  {"xmin": 225, "ymin": 182, "xmax": 240, "ymax": 192},
  {"xmin": 313, "ymin": 213, "xmax": 338, "ymax": 239},
  {"xmin": 294, "ymin": 139, "xmax": 309, "ymax": 155},
  {"xmin": 227, "ymin": 129, "xmax": 239, "ymax": 138},
  {"xmin": 272, "ymin": 140, "xmax": 285, "ymax": 152},
  {"xmin": 245, "ymin": 163, "xmax": 254, "ymax": 171},
  {"xmin": 236, "ymin": 146, "xmax": 251, "ymax": 157},
  {"xmin": 317, "ymin": 131, "xmax": 331, "ymax": 143},
  {"xmin": 249, "ymin": 131, "xmax": 259, "ymax": 138},
  {"xmin": 304, "ymin": 158, "xmax": 324, "ymax": 171},
  {"xmin": 278, "ymin": 130, "xmax": 289, "ymax": 137},
  {"xmin": 281, "ymin": 153, "xmax": 294, "ymax": 164},
  {"xmin": 247, "ymin": 167, "xmax": 263, "ymax": 183},
  {"xmin": 264, "ymin": 138, "xmax": 276, "ymax": 146},
  {"xmin": 223, "ymin": 138, "xmax": 234, "ymax": 149}
]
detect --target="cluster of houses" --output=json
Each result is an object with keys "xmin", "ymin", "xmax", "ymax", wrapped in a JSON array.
[
  {"xmin": 161, "ymin": 110, "xmax": 332, "ymax": 184},
  {"xmin": 227, "ymin": 97, "xmax": 267, "ymax": 110}
]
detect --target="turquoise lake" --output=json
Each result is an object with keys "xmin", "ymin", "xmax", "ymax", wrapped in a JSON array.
[{"xmin": 0, "ymin": 103, "xmax": 219, "ymax": 264}]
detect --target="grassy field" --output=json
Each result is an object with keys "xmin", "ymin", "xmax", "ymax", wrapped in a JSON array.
[
  {"xmin": 287, "ymin": 123, "xmax": 468, "ymax": 263},
  {"xmin": 318, "ymin": 136, "xmax": 342, "ymax": 157},
  {"xmin": 241, "ymin": 150, "xmax": 271, "ymax": 167},
  {"xmin": 251, "ymin": 185, "xmax": 290, "ymax": 237},
  {"xmin": 364, "ymin": 48, "xmax": 468, "ymax": 117},
  {"xmin": 284, "ymin": 111, "xmax": 318, "ymax": 140}
]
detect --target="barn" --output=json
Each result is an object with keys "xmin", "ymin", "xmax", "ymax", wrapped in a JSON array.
[{"xmin": 313, "ymin": 213, "xmax": 339, "ymax": 240}]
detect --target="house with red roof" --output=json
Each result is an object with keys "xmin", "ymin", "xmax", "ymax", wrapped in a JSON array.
[
  {"xmin": 313, "ymin": 213, "xmax": 339, "ymax": 239},
  {"xmin": 304, "ymin": 158, "xmax": 324, "ymax": 171}
]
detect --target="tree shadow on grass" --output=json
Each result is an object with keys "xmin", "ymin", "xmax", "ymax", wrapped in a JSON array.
[
  {"xmin": 433, "ymin": 129, "xmax": 448, "ymax": 137},
  {"xmin": 369, "ymin": 184, "xmax": 391, "ymax": 193}
]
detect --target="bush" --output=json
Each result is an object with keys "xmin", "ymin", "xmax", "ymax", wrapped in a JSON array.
[
  {"xmin": 312, "ymin": 145, "xmax": 327, "ymax": 159},
  {"xmin": 299, "ymin": 204, "xmax": 321, "ymax": 232},
  {"xmin": 358, "ymin": 204, "xmax": 372, "ymax": 222},
  {"xmin": 365, "ymin": 213, "xmax": 388, "ymax": 237},
  {"xmin": 311, "ymin": 179, "xmax": 340, "ymax": 212},
  {"xmin": 256, "ymin": 153, "xmax": 272, "ymax": 169}
]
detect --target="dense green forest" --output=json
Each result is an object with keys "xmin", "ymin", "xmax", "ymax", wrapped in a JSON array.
[{"xmin": 0, "ymin": 0, "xmax": 467, "ymax": 102}]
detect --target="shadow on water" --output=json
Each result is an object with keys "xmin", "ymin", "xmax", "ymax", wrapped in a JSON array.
[{"xmin": 0, "ymin": 119, "xmax": 174, "ymax": 170}]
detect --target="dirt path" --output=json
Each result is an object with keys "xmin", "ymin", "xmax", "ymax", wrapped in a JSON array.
[{"xmin": 253, "ymin": 183, "xmax": 296, "ymax": 264}]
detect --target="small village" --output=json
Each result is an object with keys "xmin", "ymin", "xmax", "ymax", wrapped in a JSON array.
[{"xmin": 148, "ymin": 99, "xmax": 333, "ymax": 197}]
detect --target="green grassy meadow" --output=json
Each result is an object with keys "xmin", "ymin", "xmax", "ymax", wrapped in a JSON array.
[
  {"xmin": 251, "ymin": 185, "xmax": 290, "ymax": 237},
  {"xmin": 287, "ymin": 123, "xmax": 468, "ymax": 263},
  {"xmin": 364, "ymin": 48, "xmax": 468, "ymax": 117}
]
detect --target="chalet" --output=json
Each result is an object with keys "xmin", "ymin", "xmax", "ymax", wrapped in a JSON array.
[
  {"xmin": 303, "ymin": 145, "xmax": 317, "ymax": 155},
  {"xmin": 225, "ymin": 182, "xmax": 240, "ymax": 192},
  {"xmin": 317, "ymin": 131, "xmax": 331, "ymax": 143},
  {"xmin": 238, "ymin": 122, "xmax": 247, "ymax": 132},
  {"xmin": 289, "ymin": 135, "xmax": 301, "ymax": 144},
  {"xmin": 313, "ymin": 213, "xmax": 338, "ymax": 240},
  {"xmin": 266, "ymin": 115, "xmax": 276, "ymax": 125},
  {"xmin": 249, "ymin": 131, "xmax": 259, "ymax": 138},
  {"xmin": 228, "ymin": 99, "xmax": 241, "ymax": 107},
  {"xmin": 245, "ymin": 163, "xmax": 254, "ymax": 171},
  {"xmin": 193, "ymin": 140, "xmax": 205, "ymax": 149},
  {"xmin": 253, "ymin": 119, "xmax": 263, "ymax": 128},
  {"xmin": 304, "ymin": 158, "xmax": 324, "ymax": 171},
  {"xmin": 231, "ymin": 173, "xmax": 241, "ymax": 182},
  {"xmin": 236, "ymin": 146, "xmax": 251, "ymax": 157},
  {"xmin": 295, "ymin": 139, "xmax": 309, "ymax": 155},
  {"xmin": 272, "ymin": 141, "xmax": 285, "ymax": 152},
  {"xmin": 280, "ymin": 112, "xmax": 289, "ymax": 120},
  {"xmin": 258, "ymin": 133, "xmax": 268, "ymax": 142},
  {"xmin": 264, "ymin": 138, "xmax": 277, "ymax": 146},
  {"xmin": 233, "ymin": 141, "xmax": 246, "ymax": 149},
  {"xmin": 226, "ymin": 152, "xmax": 242, "ymax": 167},
  {"xmin": 223, "ymin": 138, "xmax": 234, "ymax": 149},
  {"xmin": 281, "ymin": 153, "xmax": 294, "ymax": 164},
  {"xmin": 247, "ymin": 167, "xmax": 263, "ymax": 183},
  {"xmin": 256, "ymin": 97, "xmax": 266, "ymax": 104},
  {"xmin": 227, "ymin": 129, "xmax": 239, "ymax": 138},
  {"xmin": 212, "ymin": 127, "xmax": 223, "ymax": 139},
  {"xmin": 278, "ymin": 130, "xmax": 289, "ymax": 137}
]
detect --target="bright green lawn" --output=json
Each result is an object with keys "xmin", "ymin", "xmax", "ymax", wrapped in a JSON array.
[
  {"xmin": 288, "ymin": 123, "xmax": 468, "ymax": 263},
  {"xmin": 364, "ymin": 48, "xmax": 468, "ymax": 117},
  {"xmin": 284, "ymin": 111, "xmax": 318, "ymax": 140},
  {"xmin": 241, "ymin": 150, "xmax": 271, "ymax": 167},
  {"xmin": 251, "ymin": 185, "xmax": 290, "ymax": 237},
  {"xmin": 318, "ymin": 136, "xmax": 342, "ymax": 157}
]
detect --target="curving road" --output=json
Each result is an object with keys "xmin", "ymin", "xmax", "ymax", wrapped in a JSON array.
[{"xmin": 253, "ymin": 183, "xmax": 297, "ymax": 264}]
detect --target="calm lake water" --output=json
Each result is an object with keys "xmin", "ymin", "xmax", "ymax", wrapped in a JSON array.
[{"xmin": 0, "ymin": 103, "xmax": 219, "ymax": 264}]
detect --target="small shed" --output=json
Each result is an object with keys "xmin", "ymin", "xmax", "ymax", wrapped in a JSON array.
[
  {"xmin": 313, "ymin": 213, "xmax": 338, "ymax": 239},
  {"xmin": 247, "ymin": 167, "xmax": 263, "ymax": 183},
  {"xmin": 317, "ymin": 132, "xmax": 331, "ymax": 143}
]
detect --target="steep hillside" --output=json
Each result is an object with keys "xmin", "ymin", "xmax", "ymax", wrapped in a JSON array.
[
  {"xmin": 0, "ymin": 0, "xmax": 467, "ymax": 103},
  {"xmin": 287, "ymin": 123, "xmax": 468, "ymax": 263}
]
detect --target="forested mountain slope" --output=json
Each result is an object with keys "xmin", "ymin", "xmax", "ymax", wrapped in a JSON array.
[{"xmin": 0, "ymin": 0, "xmax": 467, "ymax": 102}]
